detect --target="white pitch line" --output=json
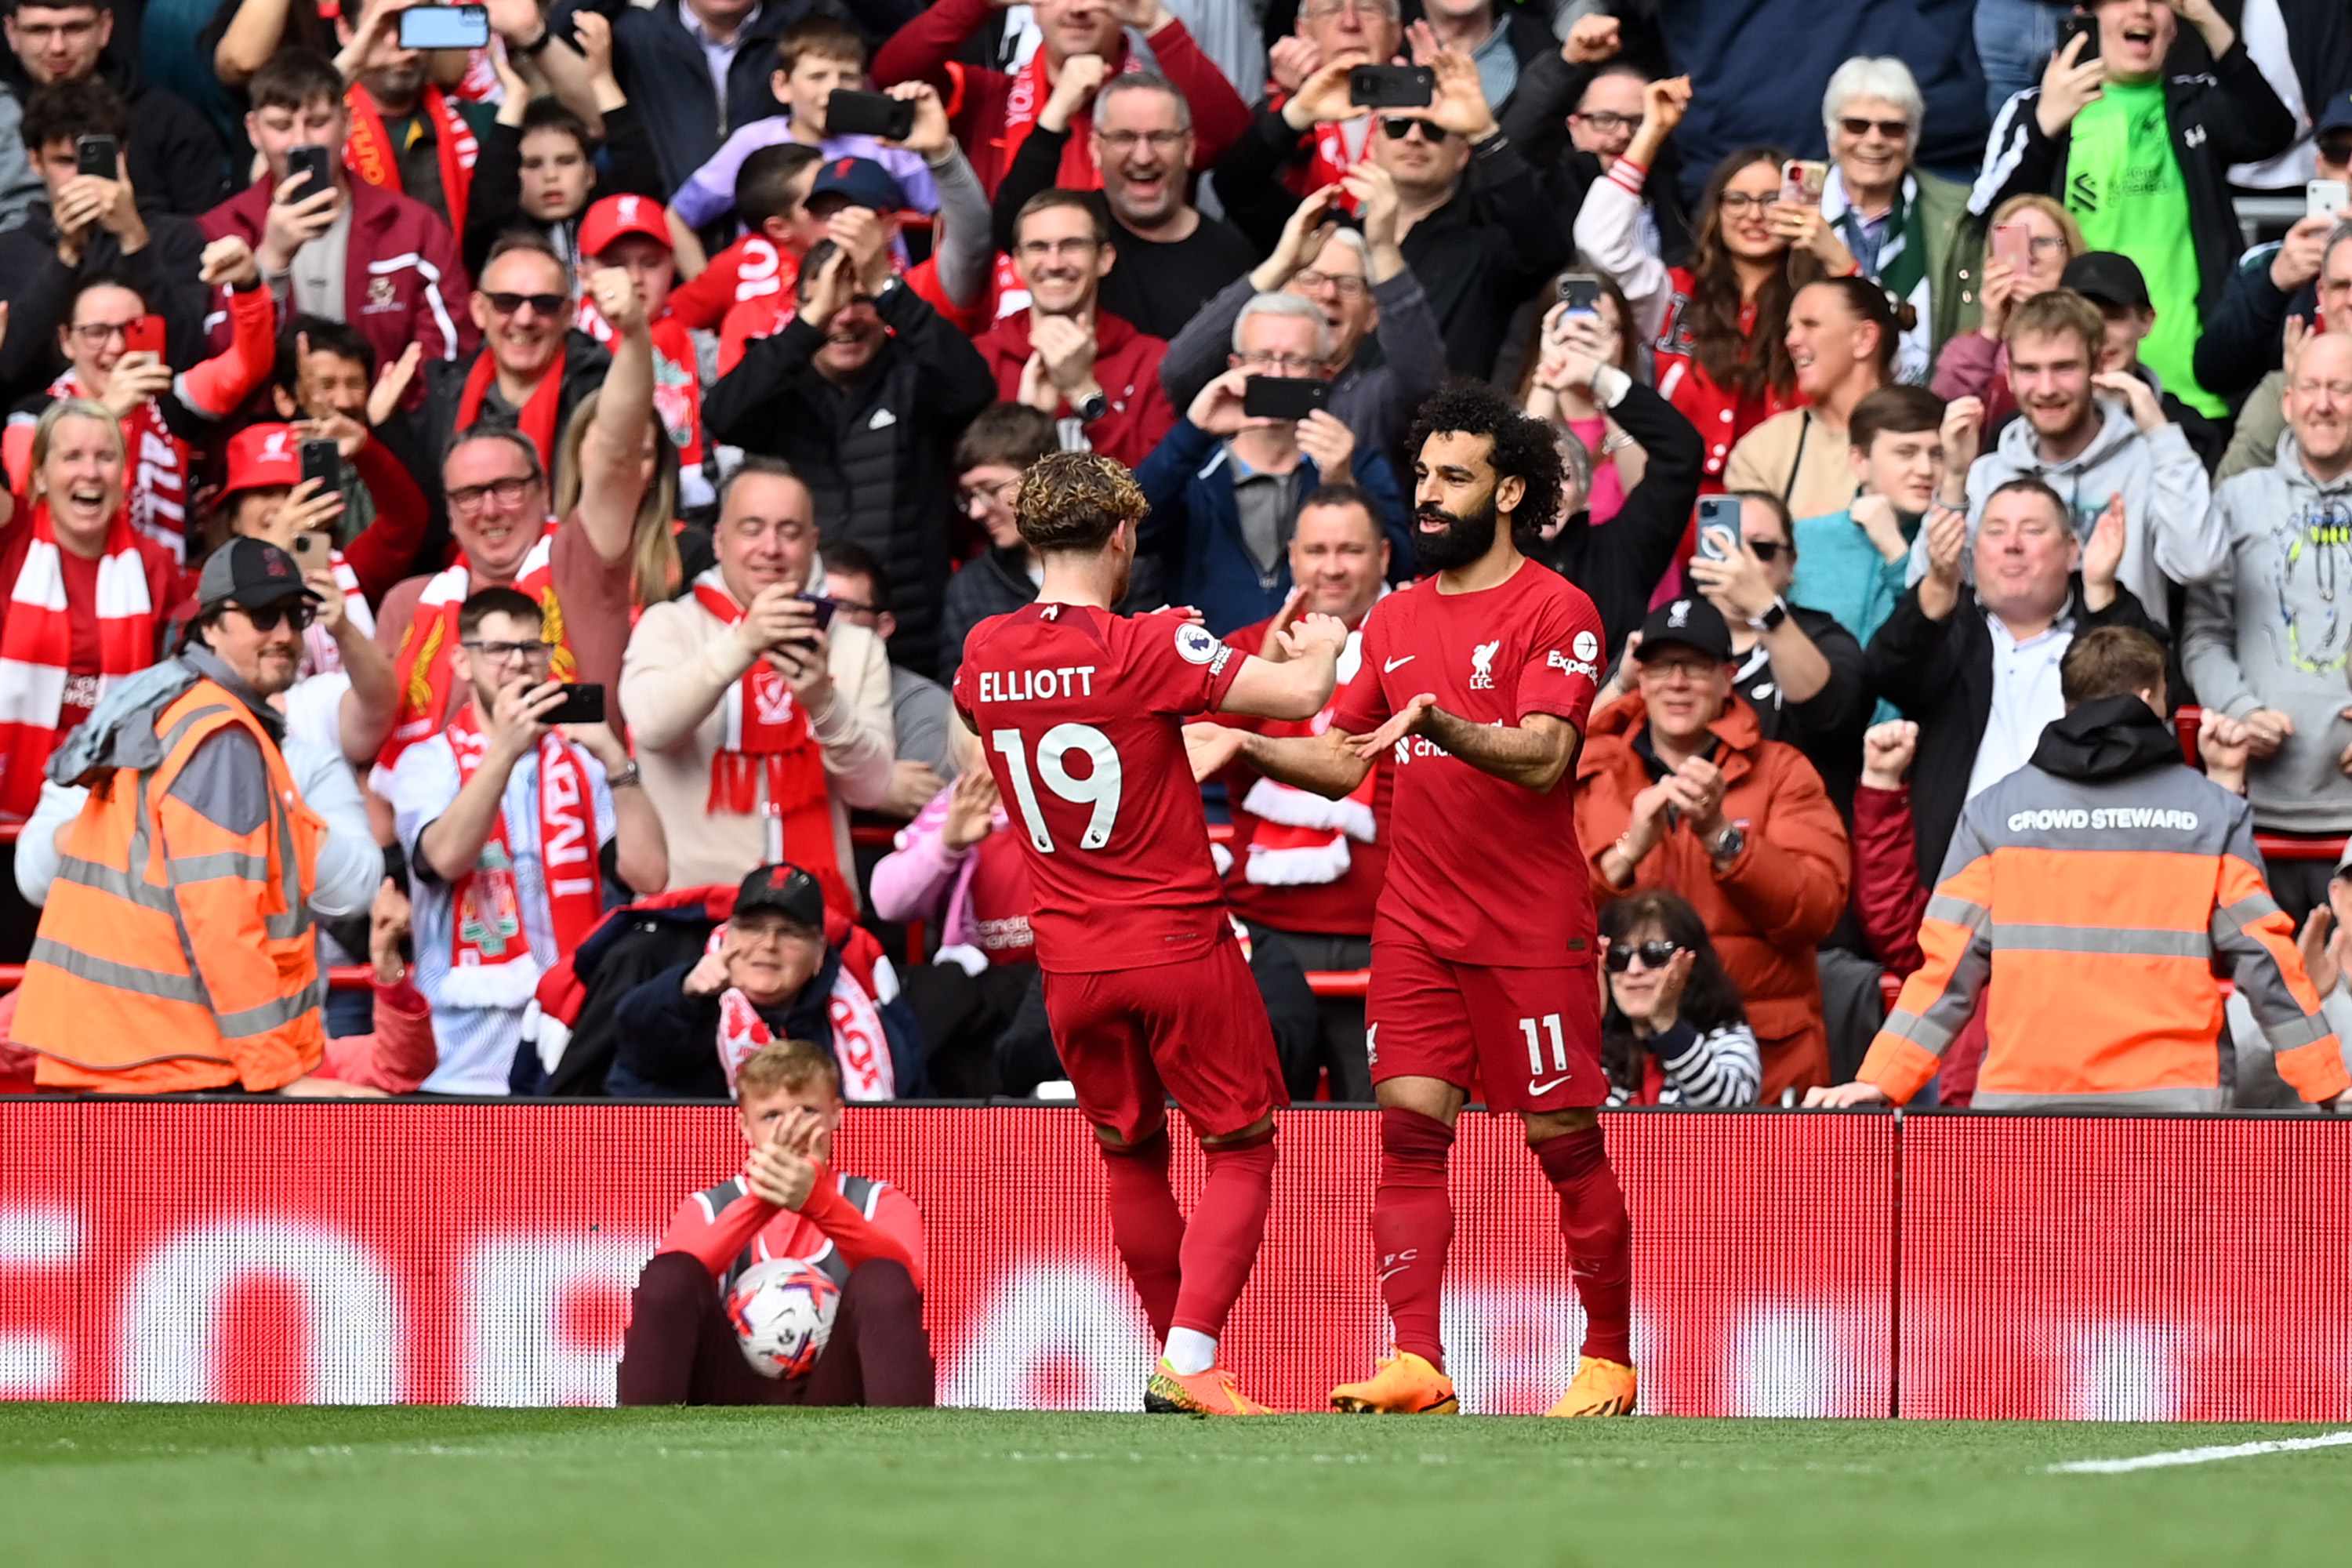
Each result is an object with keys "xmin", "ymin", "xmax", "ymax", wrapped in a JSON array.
[{"xmin": 2048, "ymin": 1430, "xmax": 2352, "ymax": 1474}]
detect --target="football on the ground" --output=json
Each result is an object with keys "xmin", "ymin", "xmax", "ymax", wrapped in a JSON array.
[{"xmin": 725, "ymin": 1258, "xmax": 842, "ymax": 1379}]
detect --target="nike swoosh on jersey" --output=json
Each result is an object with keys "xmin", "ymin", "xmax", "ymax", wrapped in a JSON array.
[
  {"xmin": 1529, "ymin": 1076, "xmax": 1570, "ymax": 1094},
  {"xmin": 1384, "ymin": 655, "xmax": 1415, "ymax": 672}
]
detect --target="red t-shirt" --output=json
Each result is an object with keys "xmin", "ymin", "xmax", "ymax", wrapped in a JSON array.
[
  {"xmin": 1332, "ymin": 561, "xmax": 1606, "ymax": 967},
  {"xmin": 668, "ymin": 234, "xmax": 799, "ymax": 333},
  {"xmin": 964, "ymin": 828, "xmax": 1036, "ymax": 964},
  {"xmin": 953, "ymin": 603, "xmax": 1242, "ymax": 973}
]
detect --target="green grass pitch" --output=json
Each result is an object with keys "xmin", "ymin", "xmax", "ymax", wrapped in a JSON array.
[{"xmin": 5, "ymin": 1405, "xmax": 2345, "ymax": 1566}]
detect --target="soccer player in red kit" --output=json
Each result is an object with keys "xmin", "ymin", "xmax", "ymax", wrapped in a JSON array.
[
  {"xmin": 953, "ymin": 452, "xmax": 1348, "ymax": 1415},
  {"xmin": 1185, "ymin": 383, "xmax": 1636, "ymax": 1417}
]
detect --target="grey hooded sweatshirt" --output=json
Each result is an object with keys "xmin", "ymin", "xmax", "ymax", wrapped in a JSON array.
[
  {"xmin": 2181, "ymin": 431, "xmax": 2352, "ymax": 833},
  {"xmin": 1915, "ymin": 395, "xmax": 2221, "ymax": 630}
]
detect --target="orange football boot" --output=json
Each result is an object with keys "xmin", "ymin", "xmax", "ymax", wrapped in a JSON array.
[
  {"xmin": 1328, "ymin": 1349, "xmax": 1459, "ymax": 1414},
  {"xmin": 1544, "ymin": 1356, "xmax": 1637, "ymax": 1417},
  {"xmin": 1145, "ymin": 1359, "xmax": 1274, "ymax": 1416}
]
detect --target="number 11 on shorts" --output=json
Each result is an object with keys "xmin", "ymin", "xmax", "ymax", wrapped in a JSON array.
[{"xmin": 1519, "ymin": 1014, "xmax": 1568, "ymax": 1076}]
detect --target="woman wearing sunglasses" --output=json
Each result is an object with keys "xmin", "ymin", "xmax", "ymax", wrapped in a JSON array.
[{"xmin": 1599, "ymin": 891, "xmax": 1759, "ymax": 1107}]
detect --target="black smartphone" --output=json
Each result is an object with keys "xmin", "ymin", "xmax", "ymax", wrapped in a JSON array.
[
  {"xmin": 826, "ymin": 88, "xmax": 916, "ymax": 142},
  {"xmin": 1242, "ymin": 376, "xmax": 1330, "ymax": 420},
  {"xmin": 1695, "ymin": 495, "xmax": 1739, "ymax": 560},
  {"xmin": 397, "ymin": 3, "xmax": 490, "ymax": 50},
  {"xmin": 300, "ymin": 437, "xmax": 341, "ymax": 495},
  {"xmin": 542, "ymin": 683, "xmax": 607, "ymax": 726},
  {"xmin": 74, "ymin": 134, "xmax": 118, "ymax": 179},
  {"xmin": 797, "ymin": 591, "xmax": 840, "ymax": 630},
  {"xmin": 1559, "ymin": 273, "xmax": 1602, "ymax": 312},
  {"xmin": 285, "ymin": 143, "xmax": 334, "ymax": 201},
  {"xmin": 1348, "ymin": 64, "xmax": 1436, "ymax": 110},
  {"xmin": 2056, "ymin": 13, "xmax": 2099, "ymax": 64}
]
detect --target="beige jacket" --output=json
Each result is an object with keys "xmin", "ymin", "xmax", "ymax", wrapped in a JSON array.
[
  {"xmin": 620, "ymin": 595, "xmax": 895, "ymax": 898},
  {"xmin": 1722, "ymin": 408, "xmax": 1860, "ymax": 523}
]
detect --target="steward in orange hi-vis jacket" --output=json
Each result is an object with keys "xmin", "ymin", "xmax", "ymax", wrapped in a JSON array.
[
  {"xmin": 16, "ymin": 543, "xmax": 329, "ymax": 1094},
  {"xmin": 1853, "ymin": 677, "xmax": 2350, "ymax": 1112}
]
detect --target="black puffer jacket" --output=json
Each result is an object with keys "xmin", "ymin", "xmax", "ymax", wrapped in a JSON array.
[{"xmin": 704, "ymin": 285, "xmax": 996, "ymax": 679}]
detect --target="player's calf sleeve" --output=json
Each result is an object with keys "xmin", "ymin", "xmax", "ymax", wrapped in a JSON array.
[
  {"xmin": 1099, "ymin": 1128, "xmax": 1185, "ymax": 1341},
  {"xmin": 1171, "ymin": 1125, "xmax": 1278, "ymax": 1341},
  {"xmin": 1533, "ymin": 1127, "xmax": 1633, "ymax": 1364},
  {"xmin": 1373, "ymin": 1106, "xmax": 1456, "ymax": 1372}
]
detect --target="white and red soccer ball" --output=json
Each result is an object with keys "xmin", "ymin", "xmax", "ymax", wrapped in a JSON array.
[{"xmin": 725, "ymin": 1258, "xmax": 841, "ymax": 1379}]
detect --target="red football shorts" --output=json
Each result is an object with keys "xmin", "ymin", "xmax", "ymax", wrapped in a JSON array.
[
  {"xmin": 1367, "ymin": 929, "xmax": 1604, "ymax": 1112},
  {"xmin": 1040, "ymin": 937, "xmax": 1287, "ymax": 1143}
]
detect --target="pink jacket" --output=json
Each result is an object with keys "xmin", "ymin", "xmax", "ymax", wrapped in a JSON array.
[
  {"xmin": 1928, "ymin": 332, "xmax": 2017, "ymax": 425},
  {"xmin": 867, "ymin": 782, "xmax": 1011, "ymax": 953}
]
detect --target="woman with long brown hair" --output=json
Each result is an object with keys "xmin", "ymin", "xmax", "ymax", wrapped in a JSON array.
[{"xmin": 554, "ymin": 388, "xmax": 706, "ymax": 614}]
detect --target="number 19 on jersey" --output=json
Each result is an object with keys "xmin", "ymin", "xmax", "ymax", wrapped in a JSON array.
[{"xmin": 991, "ymin": 725, "xmax": 1124, "ymax": 852}]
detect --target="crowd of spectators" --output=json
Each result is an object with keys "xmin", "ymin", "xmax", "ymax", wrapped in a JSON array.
[{"xmin": 0, "ymin": 0, "xmax": 2348, "ymax": 1119}]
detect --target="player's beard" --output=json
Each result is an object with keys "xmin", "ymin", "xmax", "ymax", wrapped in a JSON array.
[{"xmin": 1413, "ymin": 496, "xmax": 1500, "ymax": 574}]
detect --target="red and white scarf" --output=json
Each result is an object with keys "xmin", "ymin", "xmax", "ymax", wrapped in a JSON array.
[
  {"xmin": 343, "ymin": 81, "xmax": 480, "ymax": 239},
  {"xmin": 49, "ymin": 370, "xmax": 185, "ymax": 560},
  {"xmin": 0, "ymin": 503, "xmax": 155, "ymax": 818},
  {"xmin": 300, "ymin": 547, "xmax": 374, "ymax": 677},
  {"xmin": 453, "ymin": 337, "xmax": 568, "ymax": 477},
  {"xmin": 1238, "ymin": 626, "xmax": 1376, "ymax": 886},
  {"xmin": 376, "ymin": 523, "xmax": 568, "ymax": 786},
  {"xmin": 691, "ymin": 569, "xmax": 852, "ymax": 916},
  {"xmin": 1299, "ymin": 118, "xmax": 1371, "ymax": 204},
  {"xmin": 710, "ymin": 925, "xmax": 895, "ymax": 1102},
  {"xmin": 438, "ymin": 699, "xmax": 604, "ymax": 1009}
]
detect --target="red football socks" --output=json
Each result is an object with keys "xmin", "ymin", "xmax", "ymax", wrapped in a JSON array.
[
  {"xmin": 1534, "ymin": 1127, "xmax": 1633, "ymax": 1364},
  {"xmin": 1372, "ymin": 1106, "xmax": 1456, "ymax": 1372},
  {"xmin": 1099, "ymin": 1130, "xmax": 1185, "ymax": 1341},
  {"xmin": 1171, "ymin": 1126, "xmax": 1277, "ymax": 1340}
]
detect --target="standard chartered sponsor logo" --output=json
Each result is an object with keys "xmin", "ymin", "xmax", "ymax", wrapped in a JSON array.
[{"xmin": 2006, "ymin": 806, "xmax": 2201, "ymax": 833}]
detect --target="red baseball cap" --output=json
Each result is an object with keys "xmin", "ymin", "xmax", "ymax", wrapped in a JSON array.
[
  {"xmin": 579, "ymin": 194, "xmax": 672, "ymax": 262},
  {"xmin": 220, "ymin": 423, "xmax": 301, "ymax": 504}
]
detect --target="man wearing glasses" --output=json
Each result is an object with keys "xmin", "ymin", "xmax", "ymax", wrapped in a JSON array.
[
  {"xmin": 375, "ymin": 244, "xmax": 658, "ymax": 774},
  {"xmin": 972, "ymin": 188, "xmax": 1176, "ymax": 470},
  {"xmin": 390, "ymin": 586, "xmax": 668, "ymax": 1094},
  {"xmin": 1218, "ymin": 37, "xmax": 1566, "ymax": 378},
  {"xmin": 986, "ymin": 72, "xmax": 1258, "ymax": 340},
  {"xmin": 1136, "ymin": 292, "xmax": 1407, "ymax": 635}
]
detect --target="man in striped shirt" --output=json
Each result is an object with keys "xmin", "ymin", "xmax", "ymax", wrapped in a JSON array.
[{"xmin": 617, "ymin": 1036, "xmax": 932, "ymax": 1406}]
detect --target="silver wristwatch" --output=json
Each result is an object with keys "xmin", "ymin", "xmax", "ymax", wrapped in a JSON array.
[
  {"xmin": 608, "ymin": 760, "xmax": 643, "ymax": 790},
  {"xmin": 1709, "ymin": 823, "xmax": 1744, "ymax": 861}
]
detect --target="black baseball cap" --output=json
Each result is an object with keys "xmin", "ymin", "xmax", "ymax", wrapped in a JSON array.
[
  {"xmin": 807, "ymin": 156, "xmax": 907, "ymax": 215},
  {"xmin": 2060, "ymin": 252, "xmax": 2151, "ymax": 311},
  {"xmin": 2315, "ymin": 89, "xmax": 2352, "ymax": 140},
  {"xmin": 733, "ymin": 863, "xmax": 825, "ymax": 930},
  {"xmin": 1632, "ymin": 595, "xmax": 1733, "ymax": 663},
  {"xmin": 196, "ymin": 537, "xmax": 325, "ymax": 616}
]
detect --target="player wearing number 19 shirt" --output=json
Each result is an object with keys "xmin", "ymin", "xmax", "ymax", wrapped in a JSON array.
[
  {"xmin": 952, "ymin": 452, "xmax": 1350, "ymax": 1416},
  {"xmin": 1185, "ymin": 384, "xmax": 1636, "ymax": 1418}
]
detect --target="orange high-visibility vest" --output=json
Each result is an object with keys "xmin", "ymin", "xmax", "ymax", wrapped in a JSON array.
[{"xmin": 17, "ymin": 677, "xmax": 328, "ymax": 1092}]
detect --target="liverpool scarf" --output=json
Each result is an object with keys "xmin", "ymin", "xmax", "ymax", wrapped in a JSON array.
[
  {"xmin": 453, "ymin": 336, "xmax": 566, "ymax": 476},
  {"xmin": 0, "ymin": 503, "xmax": 155, "ymax": 818},
  {"xmin": 344, "ymin": 81, "xmax": 479, "ymax": 239},
  {"xmin": 1238, "ymin": 628, "xmax": 1376, "ymax": 885},
  {"xmin": 438, "ymin": 700, "xmax": 604, "ymax": 1009},
  {"xmin": 376, "ymin": 522, "xmax": 568, "ymax": 786},
  {"xmin": 710, "ymin": 934, "xmax": 895, "ymax": 1102},
  {"xmin": 691, "ymin": 569, "xmax": 851, "ymax": 915},
  {"xmin": 299, "ymin": 547, "xmax": 376, "ymax": 677}
]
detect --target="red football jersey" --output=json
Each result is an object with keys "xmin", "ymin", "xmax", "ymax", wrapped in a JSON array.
[
  {"xmin": 953, "ymin": 603, "xmax": 1243, "ymax": 973},
  {"xmin": 1332, "ymin": 560, "xmax": 1606, "ymax": 967}
]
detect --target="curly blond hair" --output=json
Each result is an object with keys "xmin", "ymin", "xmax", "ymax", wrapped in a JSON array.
[{"xmin": 1016, "ymin": 451, "xmax": 1147, "ymax": 554}]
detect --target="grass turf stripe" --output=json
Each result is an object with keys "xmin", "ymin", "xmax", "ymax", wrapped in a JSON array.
[{"xmin": 2048, "ymin": 1430, "xmax": 2352, "ymax": 1474}]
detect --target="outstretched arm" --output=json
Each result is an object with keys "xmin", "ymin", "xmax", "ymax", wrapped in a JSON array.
[
  {"xmin": 1364, "ymin": 698, "xmax": 1580, "ymax": 793},
  {"xmin": 1189, "ymin": 724, "xmax": 1374, "ymax": 802}
]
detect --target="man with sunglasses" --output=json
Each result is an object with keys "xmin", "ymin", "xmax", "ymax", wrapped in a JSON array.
[
  {"xmin": 1496, "ymin": 16, "xmax": 1694, "ymax": 273},
  {"xmin": 416, "ymin": 232, "xmax": 616, "ymax": 481},
  {"xmin": 1216, "ymin": 38, "xmax": 1567, "ymax": 378},
  {"xmin": 13, "ymin": 538, "xmax": 374, "ymax": 1094}
]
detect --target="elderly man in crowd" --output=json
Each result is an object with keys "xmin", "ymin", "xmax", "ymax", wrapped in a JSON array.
[
  {"xmin": 2182, "ymin": 332, "xmax": 2352, "ymax": 924},
  {"xmin": 1575, "ymin": 595, "xmax": 1851, "ymax": 1102},
  {"xmin": 1160, "ymin": 169, "xmax": 1445, "ymax": 479},
  {"xmin": 1137, "ymin": 293, "xmax": 1407, "ymax": 635},
  {"xmin": 619, "ymin": 458, "xmax": 895, "ymax": 911},
  {"xmin": 1817, "ymin": 56, "xmax": 1972, "ymax": 377}
]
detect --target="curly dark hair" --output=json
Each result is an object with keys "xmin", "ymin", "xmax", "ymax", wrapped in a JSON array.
[
  {"xmin": 1406, "ymin": 379, "xmax": 1563, "ymax": 538},
  {"xmin": 1599, "ymin": 890, "xmax": 1748, "ymax": 1098},
  {"xmin": 1017, "ymin": 451, "xmax": 1148, "ymax": 554},
  {"xmin": 1682, "ymin": 145, "xmax": 1813, "ymax": 405}
]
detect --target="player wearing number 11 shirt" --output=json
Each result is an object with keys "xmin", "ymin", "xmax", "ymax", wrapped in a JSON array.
[
  {"xmin": 1185, "ymin": 384, "xmax": 1636, "ymax": 1419},
  {"xmin": 953, "ymin": 453, "xmax": 1350, "ymax": 1416}
]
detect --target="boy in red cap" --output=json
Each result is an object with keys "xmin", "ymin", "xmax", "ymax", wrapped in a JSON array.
[{"xmin": 579, "ymin": 192, "xmax": 707, "ymax": 510}]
